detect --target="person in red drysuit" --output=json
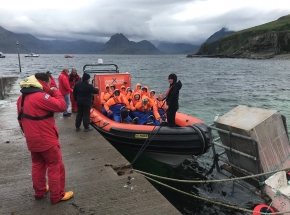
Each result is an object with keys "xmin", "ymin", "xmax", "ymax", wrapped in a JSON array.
[
  {"xmin": 46, "ymin": 71, "xmax": 57, "ymax": 88},
  {"xmin": 58, "ymin": 68, "xmax": 72, "ymax": 116},
  {"xmin": 17, "ymin": 73, "xmax": 74, "ymax": 204},
  {"xmin": 69, "ymin": 68, "xmax": 81, "ymax": 112}
]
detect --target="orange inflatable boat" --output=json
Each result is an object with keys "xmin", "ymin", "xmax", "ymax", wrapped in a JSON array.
[{"xmin": 86, "ymin": 62, "xmax": 211, "ymax": 166}]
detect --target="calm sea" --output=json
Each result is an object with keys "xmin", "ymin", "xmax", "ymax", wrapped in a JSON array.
[{"xmin": 1, "ymin": 54, "xmax": 290, "ymax": 214}]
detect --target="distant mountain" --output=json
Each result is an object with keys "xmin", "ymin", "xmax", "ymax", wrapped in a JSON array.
[
  {"xmin": 97, "ymin": 33, "xmax": 159, "ymax": 54},
  {"xmin": 157, "ymin": 42, "xmax": 200, "ymax": 54},
  {"xmin": 0, "ymin": 26, "xmax": 104, "ymax": 54},
  {"xmin": 204, "ymin": 27, "xmax": 235, "ymax": 44},
  {"xmin": 42, "ymin": 40, "xmax": 104, "ymax": 54}
]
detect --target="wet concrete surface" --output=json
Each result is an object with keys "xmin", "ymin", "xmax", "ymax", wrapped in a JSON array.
[
  {"xmin": 0, "ymin": 94, "xmax": 180, "ymax": 215},
  {"xmin": 0, "ymin": 76, "xmax": 18, "ymax": 100}
]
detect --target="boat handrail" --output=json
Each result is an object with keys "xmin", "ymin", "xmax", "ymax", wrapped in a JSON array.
[
  {"xmin": 83, "ymin": 63, "xmax": 119, "ymax": 74},
  {"xmin": 208, "ymin": 124, "xmax": 258, "ymax": 143}
]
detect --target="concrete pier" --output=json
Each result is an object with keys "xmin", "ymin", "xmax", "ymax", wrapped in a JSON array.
[
  {"xmin": 0, "ymin": 76, "xmax": 18, "ymax": 100},
  {"xmin": 0, "ymin": 94, "xmax": 180, "ymax": 214}
]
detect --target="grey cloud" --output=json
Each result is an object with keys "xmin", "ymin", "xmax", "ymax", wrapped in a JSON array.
[{"xmin": 0, "ymin": 1, "xmax": 289, "ymax": 45}]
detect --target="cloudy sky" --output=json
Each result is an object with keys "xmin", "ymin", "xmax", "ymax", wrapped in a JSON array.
[{"xmin": 0, "ymin": 0, "xmax": 290, "ymax": 45}]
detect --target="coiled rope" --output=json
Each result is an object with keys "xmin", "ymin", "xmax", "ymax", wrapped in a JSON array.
[{"xmin": 144, "ymin": 175, "xmax": 289, "ymax": 214}]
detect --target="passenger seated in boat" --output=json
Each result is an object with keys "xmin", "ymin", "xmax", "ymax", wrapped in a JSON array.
[
  {"xmin": 100, "ymin": 85, "xmax": 111, "ymax": 116},
  {"xmin": 141, "ymin": 86, "xmax": 150, "ymax": 98},
  {"xmin": 109, "ymin": 84, "xmax": 116, "ymax": 94},
  {"xmin": 129, "ymin": 93, "xmax": 141, "ymax": 120},
  {"xmin": 133, "ymin": 83, "xmax": 142, "ymax": 96},
  {"xmin": 135, "ymin": 95, "xmax": 161, "ymax": 125},
  {"xmin": 149, "ymin": 90, "xmax": 156, "ymax": 102},
  {"xmin": 156, "ymin": 93, "xmax": 167, "ymax": 121},
  {"xmin": 125, "ymin": 87, "xmax": 132, "ymax": 102},
  {"xmin": 120, "ymin": 85, "xmax": 126, "ymax": 97},
  {"xmin": 104, "ymin": 89, "xmax": 132, "ymax": 123}
]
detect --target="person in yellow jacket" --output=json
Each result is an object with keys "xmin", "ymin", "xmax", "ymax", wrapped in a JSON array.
[
  {"xmin": 100, "ymin": 85, "xmax": 111, "ymax": 115},
  {"xmin": 104, "ymin": 89, "xmax": 131, "ymax": 122},
  {"xmin": 135, "ymin": 95, "xmax": 161, "ymax": 125}
]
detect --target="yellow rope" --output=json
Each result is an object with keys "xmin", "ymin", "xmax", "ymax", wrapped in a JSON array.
[
  {"xmin": 135, "ymin": 167, "xmax": 290, "ymax": 183},
  {"xmin": 144, "ymin": 175, "xmax": 289, "ymax": 215}
]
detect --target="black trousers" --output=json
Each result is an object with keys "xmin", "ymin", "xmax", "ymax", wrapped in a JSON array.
[
  {"xmin": 75, "ymin": 104, "xmax": 91, "ymax": 129},
  {"xmin": 166, "ymin": 109, "xmax": 177, "ymax": 127}
]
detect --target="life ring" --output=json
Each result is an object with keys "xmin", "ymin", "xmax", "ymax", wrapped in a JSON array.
[{"xmin": 253, "ymin": 204, "xmax": 275, "ymax": 215}]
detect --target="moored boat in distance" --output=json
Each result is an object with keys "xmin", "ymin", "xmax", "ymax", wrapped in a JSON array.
[
  {"xmin": 65, "ymin": 55, "xmax": 74, "ymax": 58},
  {"xmin": 87, "ymin": 60, "xmax": 211, "ymax": 166},
  {"xmin": 0, "ymin": 52, "xmax": 6, "ymax": 58},
  {"xmin": 25, "ymin": 52, "xmax": 39, "ymax": 57}
]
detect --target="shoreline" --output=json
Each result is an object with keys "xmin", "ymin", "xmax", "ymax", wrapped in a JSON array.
[
  {"xmin": 186, "ymin": 53, "xmax": 290, "ymax": 60},
  {"xmin": 271, "ymin": 54, "xmax": 290, "ymax": 60}
]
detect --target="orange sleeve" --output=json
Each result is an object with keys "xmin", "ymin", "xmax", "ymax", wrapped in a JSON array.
[
  {"xmin": 103, "ymin": 93, "xmax": 112, "ymax": 101},
  {"xmin": 129, "ymin": 101, "xmax": 136, "ymax": 111},
  {"xmin": 152, "ymin": 103, "xmax": 160, "ymax": 119},
  {"xmin": 135, "ymin": 100, "xmax": 143, "ymax": 110},
  {"xmin": 126, "ymin": 92, "xmax": 132, "ymax": 101},
  {"xmin": 100, "ymin": 92, "xmax": 105, "ymax": 104},
  {"xmin": 104, "ymin": 98, "xmax": 115, "ymax": 112}
]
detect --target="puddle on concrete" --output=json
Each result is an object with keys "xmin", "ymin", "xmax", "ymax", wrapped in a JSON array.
[{"xmin": 109, "ymin": 164, "xmax": 134, "ymax": 176}]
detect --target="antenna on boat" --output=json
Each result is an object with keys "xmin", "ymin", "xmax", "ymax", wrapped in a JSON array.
[{"xmin": 16, "ymin": 41, "xmax": 22, "ymax": 73}]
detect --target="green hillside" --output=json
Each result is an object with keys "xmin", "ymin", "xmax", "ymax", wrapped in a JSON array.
[
  {"xmin": 236, "ymin": 15, "xmax": 290, "ymax": 34},
  {"xmin": 196, "ymin": 15, "xmax": 290, "ymax": 58}
]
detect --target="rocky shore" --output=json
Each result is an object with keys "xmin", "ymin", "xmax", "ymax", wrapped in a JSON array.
[
  {"xmin": 272, "ymin": 54, "xmax": 290, "ymax": 60},
  {"xmin": 186, "ymin": 53, "xmax": 290, "ymax": 60}
]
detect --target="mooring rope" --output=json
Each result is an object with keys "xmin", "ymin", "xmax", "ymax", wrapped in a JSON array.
[
  {"xmin": 130, "ymin": 125, "xmax": 162, "ymax": 166},
  {"xmin": 144, "ymin": 175, "xmax": 288, "ymax": 214},
  {"xmin": 134, "ymin": 167, "xmax": 290, "ymax": 183}
]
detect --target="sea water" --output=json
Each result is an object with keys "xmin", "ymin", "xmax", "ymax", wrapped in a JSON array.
[{"xmin": 1, "ymin": 54, "xmax": 290, "ymax": 214}]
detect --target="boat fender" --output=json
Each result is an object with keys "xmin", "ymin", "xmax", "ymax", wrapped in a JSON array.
[{"xmin": 252, "ymin": 204, "xmax": 275, "ymax": 215}]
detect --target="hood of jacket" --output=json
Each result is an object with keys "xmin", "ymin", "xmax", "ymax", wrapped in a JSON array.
[
  {"xmin": 135, "ymin": 83, "xmax": 141, "ymax": 90},
  {"xmin": 168, "ymin": 73, "xmax": 177, "ymax": 84},
  {"xmin": 20, "ymin": 75, "xmax": 43, "ymax": 90},
  {"xmin": 133, "ymin": 92, "xmax": 141, "ymax": 101},
  {"xmin": 142, "ymin": 86, "xmax": 149, "ymax": 92},
  {"xmin": 175, "ymin": 80, "xmax": 182, "ymax": 89}
]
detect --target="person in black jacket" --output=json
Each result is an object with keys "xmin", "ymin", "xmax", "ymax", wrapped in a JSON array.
[
  {"xmin": 73, "ymin": 73, "xmax": 99, "ymax": 132},
  {"xmin": 165, "ymin": 73, "xmax": 182, "ymax": 127}
]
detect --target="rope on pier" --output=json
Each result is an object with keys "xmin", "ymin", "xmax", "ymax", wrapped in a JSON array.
[
  {"xmin": 134, "ymin": 167, "xmax": 290, "ymax": 183},
  {"xmin": 144, "ymin": 175, "xmax": 287, "ymax": 214}
]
